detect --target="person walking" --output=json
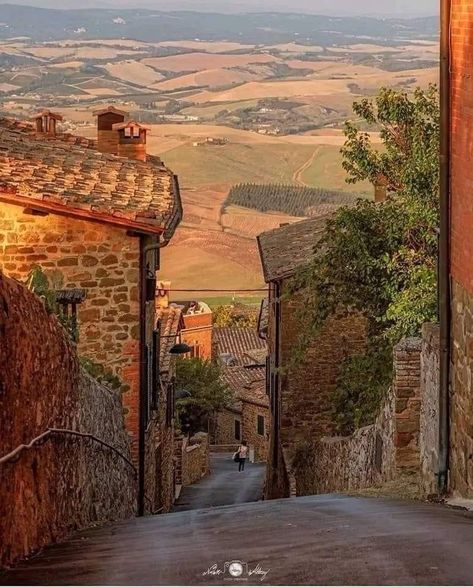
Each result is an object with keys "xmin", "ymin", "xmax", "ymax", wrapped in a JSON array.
[{"xmin": 237, "ymin": 440, "xmax": 249, "ymax": 472}]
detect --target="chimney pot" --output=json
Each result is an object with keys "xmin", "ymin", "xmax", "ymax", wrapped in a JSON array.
[
  {"xmin": 113, "ymin": 120, "xmax": 149, "ymax": 162},
  {"xmin": 33, "ymin": 110, "xmax": 63, "ymax": 136},
  {"xmin": 93, "ymin": 105, "xmax": 128, "ymax": 155},
  {"xmin": 156, "ymin": 280, "xmax": 172, "ymax": 309}
]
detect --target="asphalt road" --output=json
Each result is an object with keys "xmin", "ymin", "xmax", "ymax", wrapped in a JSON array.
[
  {"xmin": 173, "ymin": 452, "xmax": 266, "ymax": 512},
  {"xmin": 3, "ymin": 495, "xmax": 473, "ymax": 586}
]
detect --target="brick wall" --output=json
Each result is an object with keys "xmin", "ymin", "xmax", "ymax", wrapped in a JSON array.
[
  {"xmin": 450, "ymin": 0, "xmax": 473, "ymax": 498},
  {"xmin": 182, "ymin": 312, "xmax": 213, "ymax": 360},
  {"xmin": 0, "ymin": 203, "xmax": 142, "ymax": 458},
  {"xmin": 241, "ymin": 400, "xmax": 269, "ymax": 462},
  {"xmin": 393, "ymin": 338, "xmax": 422, "ymax": 470},
  {"xmin": 0, "ymin": 274, "xmax": 136, "ymax": 569}
]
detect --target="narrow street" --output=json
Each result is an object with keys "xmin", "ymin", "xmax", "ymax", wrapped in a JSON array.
[
  {"xmin": 174, "ymin": 452, "xmax": 266, "ymax": 512},
  {"xmin": 4, "ymin": 495, "xmax": 473, "ymax": 586}
]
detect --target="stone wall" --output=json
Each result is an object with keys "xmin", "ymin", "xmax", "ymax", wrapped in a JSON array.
[
  {"xmin": 420, "ymin": 323, "xmax": 440, "ymax": 496},
  {"xmin": 295, "ymin": 386, "xmax": 396, "ymax": 496},
  {"xmin": 0, "ymin": 203, "xmax": 142, "ymax": 458},
  {"xmin": 279, "ymin": 293, "xmax": 368, "ymax": 449},
  {"xmin": 450, "ymin": 280, "xmax": 473, "ymax": 498},
  {"xmin": 450, "ymin": 0, "xmax": 473, "ymax": 499},
  {"xmin": 0, "ymin": 274, "xmax": 136, "ymax": 570},
  {"xmin": 214, "ymin": 408, "xmax": 242, "ymax": 445},
  {"xmin": 292, "ymin": 331, "xmax": 444, "ymax": 498},
  {"xmin": 265, "ymin": 287, "xmax": 368, "ymax": 499},
  {"xmin": 241, "ymin": 400, "xmax": 269, "ymax": 462},
  {"xmin": 181, "ymin": 433, "xmax": 210, "ymax": 487},
  {"xmin": 144, "ymin": 382, "xmax": 175, "ymax": 514}
]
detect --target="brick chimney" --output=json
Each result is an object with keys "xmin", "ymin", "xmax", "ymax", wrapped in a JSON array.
[
  {"xmin": 93, "ymin": 106, "xmax": 127, "ymax": 155},
  {"xmin": 374, "ymin": 174, "xmax": 388, "ymax": 203},
  {"xmin": 113, "ymin": 121, "xmax": 149, "ymax": 162},
  {"xmin": 34, "ymin": 111, "xmax": 63, "ymax": 136},
  {"xmin": 156, "ymin": 280, "xmax": 172, "ymax": 309}
]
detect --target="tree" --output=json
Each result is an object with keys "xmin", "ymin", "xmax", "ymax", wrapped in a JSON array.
[
  {"xmin": 213, "ymin": 303, "xmax": 258, "ymax": 328},
  {"xmin": 294, "ymin": 85, "xmax": 439, "ymax": 433},
  {"xmin": 175, "ymin": 357, "xmax": 233, "ymax": 436}
]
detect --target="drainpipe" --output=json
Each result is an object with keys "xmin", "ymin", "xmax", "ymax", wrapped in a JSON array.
[
  {"xmin": 438, "ymin": 0, "xmax": 451, "ymax": 495},
  {"xmin": 138, "ymin": 236, "xmax": 173, "ymax": 517}
]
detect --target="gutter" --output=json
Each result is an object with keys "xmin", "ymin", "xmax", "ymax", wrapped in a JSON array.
[
  {"xmin": 438, "ymin": 0, "xmax": 451, "ymax": 495},
  {"xmin": 137, "ymin": 176, "xmax": 183, "ymax": 517}
]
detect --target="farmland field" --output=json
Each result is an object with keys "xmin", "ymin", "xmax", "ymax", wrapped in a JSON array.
[{"xmin": 0, "ymin": 7, "xmax": 439, "ymax": 297}]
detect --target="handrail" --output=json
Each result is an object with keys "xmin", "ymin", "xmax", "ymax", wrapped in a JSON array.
[
  {"xmin": 0, "ymin": 427, "xmax": 137, "ymax": 477},
  {"xmin": 1, "ymin": 428, "xmax": 165, "ymax": 514}
]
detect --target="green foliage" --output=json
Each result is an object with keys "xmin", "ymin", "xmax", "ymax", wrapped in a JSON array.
[
  {"xmin": 25, "ymin": 266, "xmax": 79, "ymax": 342},
  {"xmin": 294, "ymin": 85, "xmax": 440, "ymax": 433},
  {"xmin": 226, "ymin": 183, "xmax": 356, "ymax": 217},
  {"xmin": 213, "ymin": 303, "xmax": 258, "ymax": 328},
  {"xmin": 332, "ymin": 341, "xmax": 393, "ymax": 436},
  {"xmin": 175, "ymin": 357, "xmax": 233, "ymax": 435},
  {"xmin": 79, "ymin": 357, "xmax": 122, "ymax": 390}
]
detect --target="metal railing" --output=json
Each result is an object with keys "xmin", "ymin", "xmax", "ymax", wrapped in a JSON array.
[{"xmin": 0, "ymin": 427, "xmax": 137, "ymax": 477}]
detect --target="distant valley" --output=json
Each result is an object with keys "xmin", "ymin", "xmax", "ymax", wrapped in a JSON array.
[{"xmin": 0, "ymin": 5, "xmax": 439, "ymax": 300}]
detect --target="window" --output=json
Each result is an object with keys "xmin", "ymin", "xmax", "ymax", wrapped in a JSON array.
[
  {"xmin": 257, "ymin": 415, "xmax": 265, "ymax": 436},
  {"xmin": 234, "ymin": 419, "xmax": 241, "ymax": 441},
  {"xmin": 190, "ymin": 343, "xmax": 201, "ymax": 359}
]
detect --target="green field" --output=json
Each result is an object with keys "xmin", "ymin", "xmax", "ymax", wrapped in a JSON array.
[
  {"xmin": 301, "ymin": 145, "xmax": 372, "ymax": 195},
  {"xmin": 162, "ymin": 142, "xmax": 347, "ymax": 189},
  {"xmin": 202, "ymin": 295, "xmax": 264, "ymax": 307}
]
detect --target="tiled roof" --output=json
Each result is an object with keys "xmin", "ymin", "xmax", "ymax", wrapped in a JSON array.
[
  {"xmin": 221, "ymin": 365, "xmax": 268, "ymax": 408},
  {"xmin": 214, "ymin": 327, "xmax": 267, "ymax": 367},
  {"xmin": 0, "ymin": 117, "xmax": 182, "ymax": 237},
  {"xmin": 257, "ymin": 215, "xmax": 331, "ymax": 283},
  {"xmin": 157, "ymin": 306, "xmax": 184, "ymax": 374},
  {"xmin": 239, "ymin": 377, "xmax": 268, "ymax": 408}
]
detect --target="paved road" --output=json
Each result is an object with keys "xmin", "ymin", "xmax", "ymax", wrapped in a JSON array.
[
  {"xmin": 173, "ymin": 452, "xmax": 265, "ymax": 512},
  {"xmin": 4, "ymin": 495, "xmax": 473, "ymax": 585}
]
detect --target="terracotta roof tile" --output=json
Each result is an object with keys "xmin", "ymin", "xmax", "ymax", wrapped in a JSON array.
[
  {"xmin": 156, "ymin": 306, "xmax": 184, "ymax": 374},
  {"xmin": 214, "ymin": 326, "xmax": 266, "ymax": 366},
  {"xmin": 257, "ymin": 215, "xmax": 331, "ymax": 283},
  {"xmin": 0, "ymin": 117, "xmax": 181, "ymax": 236},
  {"xmin": 221, "ymin": 366, "xmax": 268, "ymax": 407}
]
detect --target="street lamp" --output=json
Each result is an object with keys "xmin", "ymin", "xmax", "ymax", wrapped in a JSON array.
[{"xmin": 169, "ymin": 342, "xmax": 192, "ymax": 355}]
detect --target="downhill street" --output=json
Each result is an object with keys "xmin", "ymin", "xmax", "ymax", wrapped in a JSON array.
[
  {"xmin": 174, "ymin": 452, "xmax": 266, "ymax": 512},
  {"xmin": 3, "ymin": 495, "xmax": 473, "ymax": 586}
]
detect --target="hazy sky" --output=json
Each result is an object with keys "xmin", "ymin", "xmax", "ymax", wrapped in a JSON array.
[{"xmin": 6, "ymin": 0, "xmax": 439, "ymax": 16}]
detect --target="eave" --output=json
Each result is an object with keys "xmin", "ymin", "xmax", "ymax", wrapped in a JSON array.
[{"xmin": 0, "ymin": 189, "xmax": 166, "ymax": 236}]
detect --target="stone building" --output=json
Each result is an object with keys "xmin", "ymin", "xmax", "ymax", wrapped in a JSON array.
[
  {"xmin": 213, "ymin": 326, "xmax": 269, "ymax": 461},
  {"xmin": 446, "ymin": 0, "xmax": 473, "ymax": 498},
  {"xmin": 0, "ymin": 108, "xmax": 182, "ymax": 514},
  {"xmin": 257, "ymin": 217, "xmax": 367, "ymax": 499}
]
